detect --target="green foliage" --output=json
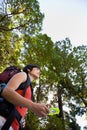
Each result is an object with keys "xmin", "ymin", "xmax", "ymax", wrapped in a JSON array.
[
  {"xmin": 0, "ymin": 0, "xmax": 44, "ymax": 71},
  {"xmin": 23, "ymin": 37, "xmax": 86, "ymax": 129},
  {"xmin": 25, "ymin": 111, "xmax": 40, "ymax": 130},
  {"xmin": 22, "ymin": 33, "xmax": 54, "ymax": 65},
  {"xmin": 41, "ymin": 116, "xmax": 65, "ymax": 130},
  {"xmin": 0, "ymin": 0, "xmax": 44, "ymax": 34}
]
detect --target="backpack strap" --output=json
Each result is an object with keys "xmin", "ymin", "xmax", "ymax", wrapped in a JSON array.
[
  {"xmin": 1, "ymin": 107, "xmax": 22, "ymax": 130},
  {"xmin": 18, "ymin": 74, "xmax": 34, "ymax": 101},
  {"xmin": 23, "ymin": 75, "xmax": 34, "ymax": 101},
  {"xmin": 19, "ymin": 74, "xmax": 31, "ymax": 96}
]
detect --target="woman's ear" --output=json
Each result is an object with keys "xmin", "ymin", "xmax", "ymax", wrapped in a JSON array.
[{"xmin": 27, "ymin": 69, "xmax": 31, "ymax": 73}]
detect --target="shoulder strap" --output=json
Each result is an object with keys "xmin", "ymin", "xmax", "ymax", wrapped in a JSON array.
[
  {"xmin": 21, "ymin": 74, "xmax": 34, "ymax": 101},
  {"xmin": 17, "ymin": 74, "xmax": 31, "ymax": 96},
  {"xmin": 1, "ymin": 107, "xmax": 22, "ymax": 130}
]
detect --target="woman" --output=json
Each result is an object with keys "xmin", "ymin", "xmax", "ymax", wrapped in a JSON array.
[{"xmin": 0, "ymin": 64, "xmax": 49, "ymax": 130}]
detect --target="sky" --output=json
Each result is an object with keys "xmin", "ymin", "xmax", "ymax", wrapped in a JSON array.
[
  {"xmin": 38, "ymin": 0, "xmax": 87, "ymax": 47},
  {"xmin": 38, "ymin": 0, "xmax": 87, "ymax": 129}
]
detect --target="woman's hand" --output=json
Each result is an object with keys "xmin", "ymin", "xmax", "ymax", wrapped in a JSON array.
[{"xmin": 31, "ymin": 102, "xmax": 49, "ymax": 117}]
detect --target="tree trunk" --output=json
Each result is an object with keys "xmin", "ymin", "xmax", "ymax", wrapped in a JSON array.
[{"xmin": 57, "ymin": 87, "xmax": 66, "ymax": 130}]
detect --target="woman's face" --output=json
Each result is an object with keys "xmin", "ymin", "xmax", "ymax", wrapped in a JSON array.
[{"xmin": 29, "ymin": 67, "xmax": 40, "ymax": 79}]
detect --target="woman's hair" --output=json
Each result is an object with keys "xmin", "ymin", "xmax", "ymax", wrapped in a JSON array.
[{"xmin": 23, "ymin": 64, "xmax": 40, "ymax": 73}]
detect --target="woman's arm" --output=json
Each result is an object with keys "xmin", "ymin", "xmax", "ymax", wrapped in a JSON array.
[{"xmin": 1, "ymin": 72, "xmax": 49, "ymax": 117}]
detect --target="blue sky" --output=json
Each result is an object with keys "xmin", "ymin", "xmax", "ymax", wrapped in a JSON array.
[{"xmin": 38, "ymin": 0, "xmax": 87, "ymax": 47}]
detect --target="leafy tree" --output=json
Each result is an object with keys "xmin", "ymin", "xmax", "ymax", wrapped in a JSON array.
[
  {"xmin": 24, "ymin": 37, "xmax": 87, "ymax": 130},
  {"xmin": 0, "ymin": 0, "xmax": 44, "ymax": 70}
]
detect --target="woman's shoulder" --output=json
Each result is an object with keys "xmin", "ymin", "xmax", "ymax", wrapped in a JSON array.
[
  {"xmin": 8, "ymin": 71, "xmax": 28, "ymax": 85},
  {"xmin": 14, "ymin": 71, "xmax": 27, "ymax": 81}
]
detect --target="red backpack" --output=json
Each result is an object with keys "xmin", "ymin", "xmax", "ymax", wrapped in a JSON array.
[
  {"xmin": 0, "ymin": 66, "xmax": 21, "ymax": 97},
  {"xmin": 0, "ymin": 66, "xmax": 21, "ymax": 83}
]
